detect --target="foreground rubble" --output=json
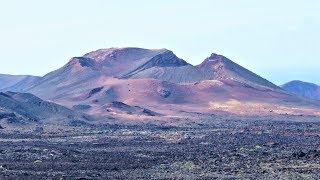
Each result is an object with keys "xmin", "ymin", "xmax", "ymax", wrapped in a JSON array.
[{"xmin": 1, "ymin": 118, "xmax": 320, "ymax": 179}]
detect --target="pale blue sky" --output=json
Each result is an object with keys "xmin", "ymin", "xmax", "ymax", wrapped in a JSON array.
[{"xmin": 0, "ymin": 0, "xmax": 319, "ymax": 85}]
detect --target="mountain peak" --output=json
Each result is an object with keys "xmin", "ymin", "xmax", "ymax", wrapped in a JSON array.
[
  {"xmin": 208, "ymin": 53, "xmax": 227, "ymax": 60},
  {"xmin": 197, "ymin": 53, "xmax": 230, "ymax": 69},
  {"xmin": 61, "ymin": 47, "xmax": 190, "ymax": 79},
  {"xmin": 197, "ymin": 52, "xmax": 279, "ymax": 89},
  {"xmin": 83, "ymin": 47, "xmax": 167, "ymax": 62}
]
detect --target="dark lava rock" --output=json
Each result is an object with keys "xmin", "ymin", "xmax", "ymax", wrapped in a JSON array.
[
  {"xmin": 33, "ymin": 127, "xmax": 44, "ymax": 133},
  {"xmin": 0, "ymin": 92, "xmax": 12, "ymax": 98},
  {"xmin": 88, "ymin": 87, "xmax": 104, "ymax": 98},
  {"xmin": 73, "ymin": 104, "xmax": 92, "ymax": 110},
  {"xmin": 0, "ymin": 113, "xmax": 21, "ymax": 123},
  {"xmin": 69, "ymin": 120, "xmax": 90, "ymax": 127},
  {"xmin": 76, "ymin": 178, "xmax": 89, "ymax": 180},
  {"xmin": 109, "ymin": 101, "xmax": 131, "ymax": 108},
  {"xmin": 158, "ymin": 88, "xmax": 171, "ymax": 98},
  {"xmin": 293, "ymin": 151, "xmax": 306, "ymax": 158},
  {"xmin": 142, "ymin": 109, "xmax": 156, "ymax": 116},
  {"xmin": 77, "ymin": 57, "xmax": 96, "ymax": 67},
  {"xmin": 0, "ymin": 113, "xmax": 16, "ymax": 119},
  {"xmin": 306, "ymin": 150, "xmax": 320, "ymax": 159}
]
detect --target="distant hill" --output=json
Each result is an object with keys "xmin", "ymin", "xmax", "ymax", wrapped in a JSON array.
[
  {"xmin": 0, "ymin": 91, "xmax": 89, "ymax": 128},
  {"xmin": 281, "ymin": 80, "xmax": 320, "ymax": 100},
  {"xmin": 0, "ymin": 74, "xmax": 40, "ymax": 92}
]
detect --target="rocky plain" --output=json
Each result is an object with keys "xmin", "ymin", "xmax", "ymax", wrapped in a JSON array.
[{"xmin": 1, "ymin": 115, "xmax": 320, "ymax": 179}]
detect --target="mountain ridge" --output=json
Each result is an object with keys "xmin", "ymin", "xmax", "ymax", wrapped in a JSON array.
[
  {"xmin": 27, "ymin": 47, "xmax": 279, "ymax": 89},
  {"xmin": 2, "ymin": 47, "xmax": 320, "ymax": 118}
]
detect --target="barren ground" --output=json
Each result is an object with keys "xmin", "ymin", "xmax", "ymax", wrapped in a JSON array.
[{"xmin": 1, "ymin": 116, "xmax": 320, "ymax": 179}]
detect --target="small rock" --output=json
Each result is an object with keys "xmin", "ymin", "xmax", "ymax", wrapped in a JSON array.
[{"xmin": 158, "ymin": 88, "xmax": 171, "ymax": 98}]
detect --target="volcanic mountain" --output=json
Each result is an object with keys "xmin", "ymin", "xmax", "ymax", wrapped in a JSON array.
[
  {"xmin": 197, "ymin": 53, "xmax": 279, "ymax": 89},
  {"xmin": 282, "ymin": 80, "xmax": 320, "ymax": 100},
  {"xmin": 26, "ymin": 47, "xmax": 278, "ymax": 97},
  {"xmin": 0, "ymin": 74, "xmax": 40, "ymax": 92},
  {"xmin": 0, "ymin": 91, "xmax": 90, "ymax": 129},
  {"xmin": 20, "ymin": 47, "xmax": 320, "ymax": 117}
]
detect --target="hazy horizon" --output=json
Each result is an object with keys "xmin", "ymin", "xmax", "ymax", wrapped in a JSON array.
[{"xmin": 1, "ymin": 0, "xmax": 319, "ymax": 85}]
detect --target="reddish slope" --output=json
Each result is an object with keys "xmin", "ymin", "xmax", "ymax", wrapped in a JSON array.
[
  {"xmin": 42, "ymin": 77, "xmax": 320, "ymax": 117},
  {"xmin": 24, "ymin": 47, "xmax": 320, "ymax": 117},
  {"xmin": 197, "ymin": 53, "xmax": 279, "ymax": 89}
]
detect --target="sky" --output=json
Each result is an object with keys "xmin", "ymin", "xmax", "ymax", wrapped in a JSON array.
[{"xmin": 0, "ymin": 0, "xmax": 319, "ymax": 85}]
